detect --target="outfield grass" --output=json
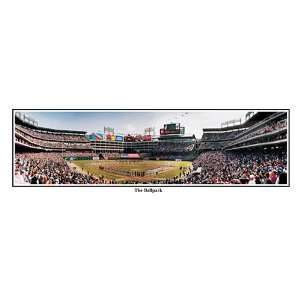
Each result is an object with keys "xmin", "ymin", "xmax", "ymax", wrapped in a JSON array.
[{"xmin": 71, "ymin": 160, "xmax": 192, "ymax": 182}]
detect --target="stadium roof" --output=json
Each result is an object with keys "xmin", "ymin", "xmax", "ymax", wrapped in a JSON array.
[{"xmin": 203, "ymin": 111, "xmax": 278, "ymax": 132}]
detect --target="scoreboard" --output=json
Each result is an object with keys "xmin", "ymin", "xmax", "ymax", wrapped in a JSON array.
[
  {"xmin": 165, "ymin": 123, "xmax": 178, "ymax": 131},
  {"xmin": 160, "ymin": 123, "xmax": 185, "ymax": 136}
]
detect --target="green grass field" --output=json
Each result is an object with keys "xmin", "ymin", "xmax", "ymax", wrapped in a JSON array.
[{"xmin": 70, "ymin": 159, "xmax": 192, "ymax": 182}]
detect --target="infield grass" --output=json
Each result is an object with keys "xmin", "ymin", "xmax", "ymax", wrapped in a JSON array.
[{"xmin": 71, "ymin": 159, "xmax": 192, "ymax": 182}]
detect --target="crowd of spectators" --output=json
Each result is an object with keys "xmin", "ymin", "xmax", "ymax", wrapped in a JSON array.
[
  {"xmin": 201, "ymin": 130, "xmax": 242, "ymax": 142},
  {"xmin": 15, "ymin": 137, "xmax": 43, "ymax": 149},
  {"xmin": 14, "ymin": 148, "xmax": 288, "ymax": 185},
  {"xmin": 198, "ymin": 141, "xmax": 226, "ymax": 150},
  {"xmin": 61, "ymin": 151, "xmax": 95, "ymax": 158},
  {"xmin": 16, "ymin": 128, "xmax": 91, "ymax": 150},
  {"xmin": 157, "ymin": 141, "xmax": 195, "ymax": 153},
  {"xmin": 14, "ymin": 153, "xmax": 102, "ymax": 184},
  {"xmin": 227, "ymin": 119, "xmax": 287, "ymax": 148},
  {"xmin": 199, "ymin": 119, "xmax": 287, "ymax": 151},
  {"xmin": 16, "ymin": 125, "xmax": 88, "ymax": 142},
  {"xmin": 188, "ymin": 150, "xmax": 287, "ymax": 184}
]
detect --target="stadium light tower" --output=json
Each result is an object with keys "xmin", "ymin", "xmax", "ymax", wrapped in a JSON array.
[{"xmin": 144, "ymin": 127, "xmax": 155, "ymax": 136}]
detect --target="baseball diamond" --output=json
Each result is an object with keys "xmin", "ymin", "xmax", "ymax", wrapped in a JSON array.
[{"xmin": 69, "ymin": 160, "xmax": 192, "ymax": 183}]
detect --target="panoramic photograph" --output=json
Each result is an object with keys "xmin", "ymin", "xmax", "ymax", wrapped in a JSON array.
[{"xmin": 13, "ymin": 110, "xmax": 289, "ymax": 186}]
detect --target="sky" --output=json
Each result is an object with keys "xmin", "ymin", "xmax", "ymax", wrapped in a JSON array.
[{"xmin": 21, "ymin": 110, "xmax": 253, "ymax": 138}]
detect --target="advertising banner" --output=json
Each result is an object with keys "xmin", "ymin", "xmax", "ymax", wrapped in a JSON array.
[
  {"xmin": 104, "ymin": 126, "xmax": 114, "ymax": 135},
  {"xmin": 124, "ymin": 135, "xmax": 134, "ymax": 141},
  {"xmin": 116, "ymin": 135, "xmax": 124, "ymax": 141},
  {"xmin": 143, "ymin": 135, "xmax": 152, "ymax": 141},
  {"xmin": 87, "ymin": 132, "xmax": 103, "ymax": 141},
  {"xmin": 96, "ymin": 131, "xmax": 104, "ymax": 140},
  {"xmin": 128, "ymin": 153, "xmax": 140, "ymax": 159},
  {"xmin": 135, "ymin": 135, "xmax": 143, "ymax": 141}
]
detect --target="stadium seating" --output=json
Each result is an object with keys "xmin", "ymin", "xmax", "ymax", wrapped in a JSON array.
[
  {"xmin": 15, "ymin": 125, "xmax": 91, "ymax": 151},
  {"xmin": 14, "ymin": 111, "xmax": 288, "ymax": 185},
  {"xmin": 157, "ymin": 141, "xmax": 195, "ymax": 153}
]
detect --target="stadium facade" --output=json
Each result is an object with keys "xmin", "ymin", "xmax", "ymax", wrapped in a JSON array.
[
  {"xmin": 15, "ymin": 111, "xmax": 287, "ymax": 157},
  {"xmin": 197, "ymin": 111, "xmax": 287, "ymax": 153},
  {"xmin": 15, "ymin": 114, "xmax": 197, "ymax": 158}
]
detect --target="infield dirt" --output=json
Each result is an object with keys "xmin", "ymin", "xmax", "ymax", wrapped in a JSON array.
[{"xmin": 70, "ymin": 160, "xmax": 192, "ymax": 183}]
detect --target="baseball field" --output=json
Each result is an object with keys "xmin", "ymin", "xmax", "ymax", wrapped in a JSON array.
[{"xmin": 70, "ymin": 159, "xmax": 192, "ymax": 183}]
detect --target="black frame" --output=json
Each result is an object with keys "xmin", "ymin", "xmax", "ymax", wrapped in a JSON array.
[{"xmin": 12, "ymin": 109, "xmax": 290, "ymax": 188}]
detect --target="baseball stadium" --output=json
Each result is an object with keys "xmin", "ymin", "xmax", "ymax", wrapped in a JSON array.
[{"xmin": 14, "ymin": 110, "xmax": 288, "ymax": 185}]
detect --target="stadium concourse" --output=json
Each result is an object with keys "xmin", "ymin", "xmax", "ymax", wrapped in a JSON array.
[{"xmin": 14, "ymin": 111, "xmax": 288, "ymax": 185}]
